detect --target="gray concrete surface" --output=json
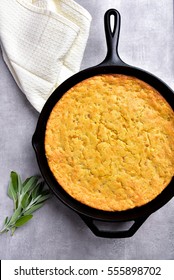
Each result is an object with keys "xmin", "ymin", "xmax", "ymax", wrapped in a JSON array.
[{"xmin": 0, "ymin": 0, "xmax": 174, "ymax": 259}]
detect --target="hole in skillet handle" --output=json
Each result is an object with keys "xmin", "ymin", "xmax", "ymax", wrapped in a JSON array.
[
  {"xmin": 100, "ymin": 9, "xmax": 126, "ymax": 66},
  {"xmin": 79, "ymin": 214, "xmax": 149, "ymax": 238}
]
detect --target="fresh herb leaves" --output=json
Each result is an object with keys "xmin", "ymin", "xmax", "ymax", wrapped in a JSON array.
[{"xmin": 0, "ymin": 171, "xmax": 50, "ymax": 235}]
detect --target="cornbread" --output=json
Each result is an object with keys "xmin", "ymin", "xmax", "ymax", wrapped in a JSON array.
[{"xmin": 45, "ymin": 74, "xmax": 174, "ymax": 211}]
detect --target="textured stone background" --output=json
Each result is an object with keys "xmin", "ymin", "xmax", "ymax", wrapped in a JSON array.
[{"xmin": 0, "ymin": 0, "xmax": 174, "ymax": 259}]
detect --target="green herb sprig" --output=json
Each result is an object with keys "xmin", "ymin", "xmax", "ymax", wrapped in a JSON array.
[{"xmin": 0, "ymin": 171, "xmax": 50, "ymax": 235}]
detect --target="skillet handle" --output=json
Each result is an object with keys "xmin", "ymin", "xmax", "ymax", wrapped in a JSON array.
[
  {"xmin": 100, "ymin": 9, "xmax": 125, "ymax": 66},
  {"xmin": 79, "ymin": 215, "xmax": 149, "ymax": 238}
]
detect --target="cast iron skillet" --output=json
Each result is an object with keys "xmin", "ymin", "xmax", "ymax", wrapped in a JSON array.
[{"xmin": 32, "ymin": 9, "xmax": 174, "ymax": 238}]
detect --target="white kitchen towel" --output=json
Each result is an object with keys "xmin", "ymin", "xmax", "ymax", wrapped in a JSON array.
[{"xmin": 0, "ymin": 0, "xmax": 92, "ymax": 112}]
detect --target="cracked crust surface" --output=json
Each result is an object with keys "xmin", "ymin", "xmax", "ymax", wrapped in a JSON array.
[{"xmin": 45, "ymin": 74, "xmax": 174, "ymax": 211}]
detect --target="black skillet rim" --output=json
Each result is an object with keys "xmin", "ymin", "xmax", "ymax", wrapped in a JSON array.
[{"xmin": 32, "ymin": 63, "xmax": 174, "ymax": 222}]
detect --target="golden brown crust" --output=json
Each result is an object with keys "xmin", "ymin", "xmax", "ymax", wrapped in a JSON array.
[{"xmin": 45, "ymin": 74, "xmax": 174, "ymax": 211}]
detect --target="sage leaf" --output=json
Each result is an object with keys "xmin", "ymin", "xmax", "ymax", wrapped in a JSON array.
[
  {"xmin": 7, "ymin": 171, "xmax": 20, "ymax": 206},
  {"xmin": 23, "ymin": 177, "xmax": 30, "ymax": 187},
  {"xmin": 15, "ymin": 215, "xmax": 33, "ymax": 227},
  {"xmin": 32, "ymin": 181, "xmax": 44, "ymax": 199},
  {"xmin": 8, "ymin": 180, "xmax": 17, "ymax": 202},
  {"xmin": 1, "ymin": 172, "xmax": 50, "ymax": 235},
  {"xmin": 17, "ymin": 174, "xmax": 22, "ymax": 194},
  {"xmin": 31, "ymin": 194, "xmax": 42, "ymax": 205},
  {"xmin": 10, "ymin": 171, "xmax": 18, "ymax": 193},
  {"xmin": 4, "ymin": 217, "xmax": 9, "ymax": 226},
  {"xmin": 11, "ymin": 227, "xmax": 16, "ymax": 235},
  {"xmin": 41, "ymin": 190, "xmax": 50, "ymax": 196},
  {"xmin": 36, "ymin": 194, "xmax": 50, "ymax": 204},
  {"xmin": 24, "ymin": 203, "xmax": 44, "ymax": 215},
  {"xmin": 21, "ymin": 193, "xmax": 30, "ymax": 209},
  {"xmin": 23, "ymin": 176, "xmax": 39, "ymax": 194},
  {"xmin": 9, "ymin": 207, "xmax": 22, "ymax": 224}
]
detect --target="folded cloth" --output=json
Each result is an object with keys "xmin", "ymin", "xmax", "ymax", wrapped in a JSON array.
[{"xmin": 0, "ymin": 0, "xmax": 92, "ymax": 112}]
